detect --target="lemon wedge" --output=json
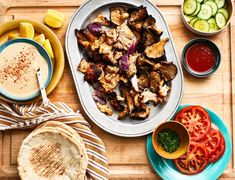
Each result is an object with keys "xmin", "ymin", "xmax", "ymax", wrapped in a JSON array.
[
  {"xmin": 19, "ymin": 22, "xmax": 35, "ymax": 38},
  {"xmin": 34, "ymin": 34, "xmax": 45, "ymax": 45},
  {"xmin": 44, "ymin": 9, "xmax": 65, "ymax": 28},
  {"xmin": 43, "ymin": 39, "xmax": 54, "ymax": 59},
  {"xmin": 8, "ymin": 33, "xmax": 20, "ymax": 40}
]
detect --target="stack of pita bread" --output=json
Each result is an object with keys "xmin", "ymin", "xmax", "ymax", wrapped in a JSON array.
[{"xmin": 17, "ymin": 121, "xmax": 88, "ymax": 180}]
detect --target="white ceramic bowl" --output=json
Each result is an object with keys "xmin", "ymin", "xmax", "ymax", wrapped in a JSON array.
[{"xmin": 181, "ymin": 0, "xmax": 234, "ymax": 36}]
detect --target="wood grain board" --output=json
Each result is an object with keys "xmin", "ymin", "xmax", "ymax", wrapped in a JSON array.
[{"xmin": 0, "ymin": 0, "xmax": 235, "ymax": 179}]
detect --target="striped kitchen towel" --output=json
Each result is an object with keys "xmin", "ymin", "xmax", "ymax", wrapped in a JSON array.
[{"xmin": 0, "ymin": 100, "xmax": 109, "ymax": 180}]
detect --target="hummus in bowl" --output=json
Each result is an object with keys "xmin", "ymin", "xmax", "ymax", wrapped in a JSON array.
[{"xmin": 0, "ymin": 38, "xmax": 53, "ymax": 101}]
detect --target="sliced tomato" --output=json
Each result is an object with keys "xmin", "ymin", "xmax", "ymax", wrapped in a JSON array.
[
  {"xmin": 175, "ymin": 106, "xmax": 211, "ymax": 141},
  {"xmin": 201, "ymin": 127, "xmax": 221, "ymax": 157},
  {"xmin": 174, "ymin": 142, "xmax": 208, "ymax": 175},
  {"xmin": 209, "ymin": 133, "xmax": 226, "ymax": 163}
]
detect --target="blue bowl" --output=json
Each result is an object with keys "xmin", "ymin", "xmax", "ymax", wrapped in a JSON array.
[
  {"xmin": 182, "ymin": 38, "xmax": 221, "ymax": 78},
  {"xmin": 0, "ymin": 38, "xmax": 53, "ymax": 102}
]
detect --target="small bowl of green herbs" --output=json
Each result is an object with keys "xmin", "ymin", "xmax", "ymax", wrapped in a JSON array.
[{"xmin": 152, "ymin": 121, "xmax": 190, "ymax": 159}]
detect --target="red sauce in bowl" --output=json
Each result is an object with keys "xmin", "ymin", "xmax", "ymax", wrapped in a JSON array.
[{"xmin": 186, "ymin": 43, "xmax": 216, "ymax": 73}]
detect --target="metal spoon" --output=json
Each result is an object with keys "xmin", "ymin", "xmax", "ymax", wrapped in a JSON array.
[{"xmin": 36, "ymin": 68, "xmax": 49, "ymax": 106}]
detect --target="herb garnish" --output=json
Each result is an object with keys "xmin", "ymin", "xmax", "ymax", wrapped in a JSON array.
[{"xmin": 157, "ymin": 128, "xmax": 180, "ymax": 153}]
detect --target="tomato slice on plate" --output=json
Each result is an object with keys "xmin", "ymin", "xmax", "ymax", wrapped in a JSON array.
[
  {"xmin": 208, "ymin": 133, "xmax": 225, "ymax": 163},
  {"xmin": 174, "ymin": 142, "xmax": 208, "ymax": 175},
  {"xmin": 201, "ymin": 127, "xmax": 221, "ymax": 157},
  {"xmin": 175, "ymin": 106, "xmax": 211, "ymax": 141}
]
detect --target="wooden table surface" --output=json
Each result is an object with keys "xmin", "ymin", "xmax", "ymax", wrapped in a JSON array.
[{"xmin": 0, "ymin": 0, "xmax": 235, "ymax": 179}]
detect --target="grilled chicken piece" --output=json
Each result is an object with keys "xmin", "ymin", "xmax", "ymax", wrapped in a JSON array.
[
  {"xmin": 80, "ymin": 28, "xmax": 97, "ymax": 43},
  {"xmin": 119, "ymin": 75, "xmax": 129, "ymax": 84},
  {"xmin": 157, "ymin": 80, "xmax": 170, "ymax": 103},
  {"xmin": 116, "ymin": 23, "xmax": 136, "ymax": 50},
  {"xmin": 131, "ymin": 75, "xmax": 139, "ymax": 92},
  {"xmin": 149, "ymin": 71, "xmax": 161, "ymax": 93},
  {"xmin": 86, "ymin": 50, "xmax": 103, "ymax": 62},
  {"xmin": 77, "ymin": 58, "xmax": 90, "ymax": 73},
  {"xmin": 130, "ymin": 104, "xmax": 151, "ymax": 120},
  {"xmin": 153, "ymin": 61, "xmax": 177, "ymax": 81},
  {"xmin": 118, "ymin": 105, "xmax": 129, "ymax": 119},
  {"xmin": 143, "ymin": 15, "xmax": 163, "ymax": 36},
  {"xmin": 141, "ymin": 89, "xmax": 157, "ymax": 103},
  {"xmin": 126, "ymin": 53, "xmax": 140, "ymax": 78},
  {"xmin": 99, "ymin": 42, "xmax": 112, "ymax": 54},
  {"xmin": 138, "ymin": 73, "xmax": 149, "ymax": 90},
  {"xmin": 100, "ymin": 73, "xmax": 120, "ymax": 92},
  {"xmin": 94, "ymin": 14, "xmax": 113, "ymax": 26},
  {"xmin": 107, "ymin": 92, "xmax": 125, "ymax": 111},
  {"xmin": 119, "ymin": 84, "xmax": 134, "ymax": 113},
  {"xmin": 145, "ymin": 37, "xmax": 169, "ymax": 59},
  {"xmin": 110, "ymin": 6, "xmax": 129, "ymax": 25},
  {"xmin": 84, "ymin": 64, "xmax": 102, "ymax": 83},
  {"xmin": 128, "ymin": 6, "xmax": 148, "ymax": 22},
  {"xmin": 105, "ymin": 65, "xmax": 119, "ymax": 73},
  {"xmin": 96, "ymin": 102, "xmax": 113, "ymax": 116},
  {"xmin": 75, "ymin": 29, "xmax": 90, "ymax": 49},
  {"xmin": 106, "ymin": 29, "xmax": 118, "ymax": 45}
]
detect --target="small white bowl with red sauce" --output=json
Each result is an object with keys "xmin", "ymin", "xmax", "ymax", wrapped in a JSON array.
[{"xmin": 182, "ymin": 38, "xmax": 221, "ymax": 77}]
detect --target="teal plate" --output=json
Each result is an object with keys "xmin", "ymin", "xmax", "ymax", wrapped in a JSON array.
[{"xmin": 146, "ymin": 104, "xmax": 232, "ymax": 180}]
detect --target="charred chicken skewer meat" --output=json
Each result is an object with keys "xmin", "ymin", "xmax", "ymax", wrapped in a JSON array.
[{"xmin": 76, "ymin": 5, "xmax": 178, "ymax": 120}]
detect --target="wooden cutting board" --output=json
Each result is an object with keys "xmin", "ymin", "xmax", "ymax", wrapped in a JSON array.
[{"xmin": 0, "ymin": 0, "xmax": 235, "ymax": 179}]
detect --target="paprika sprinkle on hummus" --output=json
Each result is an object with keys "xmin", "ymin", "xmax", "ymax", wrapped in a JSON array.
[{"xmin": 0, "ymin": 42, "xmax": 49, "ymax": 98}]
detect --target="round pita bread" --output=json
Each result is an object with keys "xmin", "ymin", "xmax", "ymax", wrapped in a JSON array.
[{"xmin": 18, "ymin": 122, "xmax": 88, "ymax": 180}]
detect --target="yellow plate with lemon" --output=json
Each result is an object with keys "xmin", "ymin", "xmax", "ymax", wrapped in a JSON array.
[{"xmin": 0, "ymin": 19, "xmax": 64, "ymax": 104}]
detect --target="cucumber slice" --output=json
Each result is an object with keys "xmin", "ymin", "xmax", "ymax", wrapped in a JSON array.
[
  {"xmin": 205, "ymin": 1, "xmax": 218, "ymax": 16},
  {"xmin": 218, "ymin": 8, "xmax": 229, "ymax": 20},
  {"xmin": 215, "ymin": 0, "xmax": 225, "ymax": 8},
  {"xmin": 184, "ymin": 0, "xmax": 198, "ymax": 15},
  {"xmin": 215, "ymin": 12, "xmax": 226, "ymax": 28},
  {"xmin": 197, "ymin": 4, "xmax": 213, "ymax": 20},
  {"xmin": 189, "ymin": 17, "xmax": 199, "ymax": 26},
  {"xmin": 192, "ymin": 2, "xmax": 201, "ymax": 16},
  {"xmin": 223, "ymin": 3, "xmax": 228, "ymax": 9},
  {"xmin": 193, "ymin": 19, "xmax": 210, "ymax": 32},
  {"xmin": 197, "ymin": 0, "xmax": 203, "ymax": 2},
  {"xmin": 184, "ymin": 15, "xmax": 195, "ymax": 22},
  {"xmin": 208, "ymin": 18, "xmax": 219, "ymax": 31}
]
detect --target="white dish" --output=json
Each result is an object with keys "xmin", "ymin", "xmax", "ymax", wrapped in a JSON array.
[{"xmin": 66, "ymin": 0, "xmax": 184, "ymax": 137}]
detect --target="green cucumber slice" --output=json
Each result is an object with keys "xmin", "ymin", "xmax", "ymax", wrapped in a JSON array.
[
  {"xmin": 197, "ymin": 4, "xmax": 213, "ymax": 20},
  {"xmin": 205, "ymin": 1, "xmax": 218, "ymax": 16},
  {"xmin": 193, "ymin": 19, "xmax": 210, "ymax": 32},
  {"xmin": 223, "ymin": 3, "xmax": 228, "ymax": 9},
  {"xmin": 208, "ymin": 18, "xmax": 219, "ymax": 31},
  {"xmin": 215, "ymin": 0, "xmax": 225, "ymax": 8},
  {"xmin": 192, "ymin": 2, "xmax": 201, "ymax": 16},
  {"xmin": 184, "ymin": 15, "xmax": 195, "ymax": 22},
  {"xmin": 215, "ymin": 12, "xmax": 226, "ymax": 28},
  {"xmin": 189, "ymin": 17, "xmax": 199, "ymax": 26},
  {"xmin": 184, "ymin": 0, "xmax": 198, "ymax": 15},
  {"xmin": 197, "ymin": 0, "xmax": 203, "ymax": 2},
  {"xmin": 218, "ymin": 8, "xmax": 229, "ymax": 20}
]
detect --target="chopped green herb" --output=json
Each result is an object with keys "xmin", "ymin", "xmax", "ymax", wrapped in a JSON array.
[{"xmin": 157, "ymin": 128, "xmax": 180, "ymax": 153}]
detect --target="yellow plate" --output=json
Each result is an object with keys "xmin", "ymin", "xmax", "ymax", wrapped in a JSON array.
[{"xmin": 0, "ymin": 19, "xmax": 64, "ymax": 104}]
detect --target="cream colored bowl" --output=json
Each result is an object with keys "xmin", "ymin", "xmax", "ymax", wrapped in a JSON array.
[{"xmin": 181, "ymin": 0, "xmax": 234, "ymax": 36}]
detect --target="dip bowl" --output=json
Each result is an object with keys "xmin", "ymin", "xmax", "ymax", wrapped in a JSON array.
[
  {"xmin": 0, "ymin": 38, "xmax": 53, "ymax": 101},
  {"xmin": 182, "ymin": 38, "xmax": 221, "ymax": 77},
  {"xmin": 152, "ymin": 121, "xmax": 190, "ymax": 159}
]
